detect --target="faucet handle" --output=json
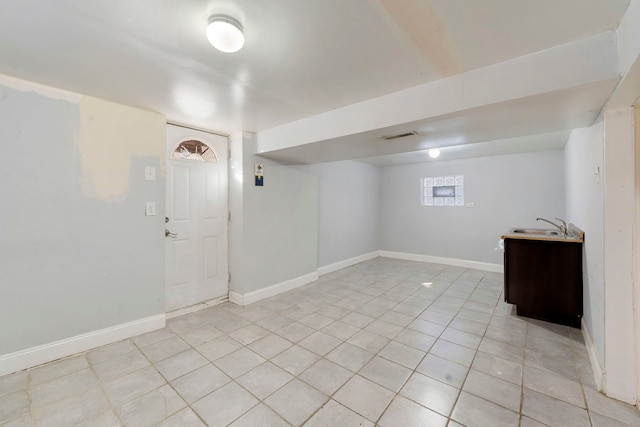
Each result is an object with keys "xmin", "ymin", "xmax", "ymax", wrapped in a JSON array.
[{"xmin": 555, "ymin": 218, "xmax": 567, "ymax": 234}]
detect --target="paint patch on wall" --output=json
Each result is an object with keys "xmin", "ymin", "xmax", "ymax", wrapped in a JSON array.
[{"xmin": 76, "ymin": 96, "xmax": 165, "ymax": 202}]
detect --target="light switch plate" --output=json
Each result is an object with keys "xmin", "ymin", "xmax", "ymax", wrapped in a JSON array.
[
  {"xmin": 145, "ymin": 202, "xmax": 156, "ymax": 216},
  {"xmin": 466, "ymin": 202, "xmax": 475, "ymax": 208},
  {"xmin": 145, "ymin": 166, "xmax": 156, "ymax": 181}
]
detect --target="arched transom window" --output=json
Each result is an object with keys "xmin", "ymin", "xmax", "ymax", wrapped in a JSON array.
[{"xmin": 172, "ymin": 139, "xmax": 218, "ymax": 163}]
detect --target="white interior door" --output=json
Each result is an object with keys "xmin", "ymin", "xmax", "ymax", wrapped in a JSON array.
[{"xmin": 165, "ymin": 124, "xmax": 228, "ymax": 312}]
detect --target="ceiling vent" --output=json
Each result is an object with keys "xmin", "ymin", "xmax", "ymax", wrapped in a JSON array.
[{"xmin": 382, "ymin": 131, "xmax": 418, "ymax": 140}]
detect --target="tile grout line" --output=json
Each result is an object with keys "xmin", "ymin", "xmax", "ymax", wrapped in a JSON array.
[
  {"xmin": 27, "ymin": 366, "xmax": 34, "ymax": 426},
  {"xmin": 85, "ymin": 351, "xmax": 127, "ymax": 426},
  {"xmin": 331, "ymin": 266, "xmax": 502, "ymax": 425},
  {"xmin": 432, "ymin": 270, "xmax": 494, "ymax": 426},
  {"xmin": 264, "ymin": 265, "xmax": 455, "ymax": 425},
  {"xmin": 117, "ymin": 337, "xmax": 186, "ymax": 426},
  {"xmin": 518, "ymin": 314, "xmax": 529, "ymax": 426}
]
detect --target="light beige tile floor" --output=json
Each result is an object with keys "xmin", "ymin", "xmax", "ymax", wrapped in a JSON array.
[{"xmin": 2, "ymin": 258, "xmax": 640, "ymax": 426}]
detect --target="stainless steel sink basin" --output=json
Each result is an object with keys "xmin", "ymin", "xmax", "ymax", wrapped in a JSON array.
[{"xmin": 512, "ymin": 228, "xmax": 561, "ymax": 236}]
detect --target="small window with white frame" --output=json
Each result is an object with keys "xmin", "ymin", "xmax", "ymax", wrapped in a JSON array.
[{"xmin": 421, "ymin": 175, "xmax": 464, "ymax": 206}]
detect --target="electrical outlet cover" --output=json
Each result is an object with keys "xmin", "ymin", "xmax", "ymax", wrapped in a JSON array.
[
  {"xmin": 145, "ymin": 166, "xmax": 156, "ymax": 181},
  {"xmin": 145, "ymin": 201, "xmax": 156, "ymax": 216}
]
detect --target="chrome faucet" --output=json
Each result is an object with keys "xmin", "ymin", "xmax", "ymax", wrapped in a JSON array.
[{"xmin": 536, "ymin": 217, "xmax": 567, "ymax": 236}]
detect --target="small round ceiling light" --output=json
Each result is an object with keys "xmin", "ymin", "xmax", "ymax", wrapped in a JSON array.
[
  {"xmin": 428, "ymin": 148, "xmax": 441, "ymax": 159},
  {"xmin": 206, "ymin": 15, "xmax": 245, "ymax": 53}
]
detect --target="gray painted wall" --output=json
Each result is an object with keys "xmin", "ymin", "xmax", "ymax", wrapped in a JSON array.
[
  {"xmin": 0, "ymin": 85, "xmax": 166, "ymax": 355},
  {"xmin": 308, "ymin": 161, "xmax": 380, "ymax": 268},
  {"xmin": 379, "ymin": 150, "xmax": 566, "ymax": 265},
  {"xmin": 565, "ymin": 119, "xmax": 605, "ymax": 361},
  {"xmin": 229, "ymin": 133, "xmax": 318, "ymax": 295}
]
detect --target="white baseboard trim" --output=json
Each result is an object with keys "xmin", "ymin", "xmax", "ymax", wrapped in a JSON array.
[
  {"xmin": 0, "ymin": 314, "xmax": 165, "ymax": 377},
  {"xmin": 229, "ymin": 271, "xmax": 319, "ymax": 306},
  {"xmin": 318, "ymin": 251, "xmax": 380, "ymax": 276},
  {"xmin": 582, "ymin": 318, "xmax": 606, "ymax": 392},
  {"xmin": 379, "ymin": 251, "xmax": 503, "ymax": 273},
  {"xmin": 166, "ymin": 296, "xmax": 229, "ymax": 320}
]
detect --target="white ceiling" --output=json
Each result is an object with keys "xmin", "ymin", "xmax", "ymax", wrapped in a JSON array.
[{"xmin": 0, "ymin": 0, "xmax": 632, "ymax": 165}]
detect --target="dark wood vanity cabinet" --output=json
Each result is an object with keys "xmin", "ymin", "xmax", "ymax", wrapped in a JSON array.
[{"xmin": 504, "ymin": 238, "xmax": 583, "ymax": 328}]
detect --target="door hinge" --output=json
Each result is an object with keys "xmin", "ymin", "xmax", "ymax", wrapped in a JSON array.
[
  {"xmin": 228, "ymin": 272, "xmax": 231, "ymax": 283},
  {"xmin": 228, "ymin": 211, "xmax": 231, "ymax": 221}
]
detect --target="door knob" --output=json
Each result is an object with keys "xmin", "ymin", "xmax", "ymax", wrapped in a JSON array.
[{"xmin": 165, "ymin": 230, "xmax": 178, "ymax": 237}]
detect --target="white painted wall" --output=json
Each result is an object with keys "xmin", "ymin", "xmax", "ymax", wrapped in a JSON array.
[
  {"xmin": 228, "ymin": 133, "xmax": 319, "ymax": 296},
  {"xmin": 564, "ymin": 118, "xmax": 605, "ymax": 371},
  {"xmin": 0, "ymin": 81, "xmax": 166, "ymax": 360},
  {"xmin": 603, "ymin": 107, "xmax": 637, "ymax": 403},
  {"xmin": 308, "ymin": 161, "xmax": 380, "ymax": 268},
  {"xmin": 635, "ymin": 105, "xmax": 640, "ymax": 405},
  {"xmin": 379, "ymin": 150, "xmax": 565, "ymax": 265},
  {"xmin": 228, "ymin": 132, "xmax": 246, "ymax": 298},
  {"xmin": 604, "ymin": 0, "xmax": 640, "ymax": 405}
]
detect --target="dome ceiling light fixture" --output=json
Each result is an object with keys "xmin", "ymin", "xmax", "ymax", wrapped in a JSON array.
[
  {"xmin": 428, "ymin": 148, "xmax": 441, "ymax": 159},
  {"xmin": 206, "ymin": 15, "xmax": 245, "ymax": 53}
]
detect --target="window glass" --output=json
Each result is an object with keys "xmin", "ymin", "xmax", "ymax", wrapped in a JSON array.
[
  {"xmin": 421, "ymin": 175, "xmax": 464, "ymax": 206},
  {"xmin": 172, "ymin": 139, "xmax": 217, "ymax": 163}
]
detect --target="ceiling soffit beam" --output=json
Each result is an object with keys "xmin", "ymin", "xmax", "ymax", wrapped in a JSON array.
[
  {"xmin": 256, "ymin": 31, "xmax": 618, "ymax": 155},
  {"xmin": 607, "ymin": 0, "xmax": 640, "ymax": 109},
  {"xmin": 356, "ymin": 130, "xmax": 572, "ymax": 167},
  {"xmin": 257, "ymin": 78, "xmax": 617, "ymax": 165},
  {"xmin": 616, "ymin": 0, "xmax": 640, "ymax": 77}
]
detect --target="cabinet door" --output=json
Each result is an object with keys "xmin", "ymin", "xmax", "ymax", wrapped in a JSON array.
[
  {"xmin": 504, "ymin": 238, "xmax": 582, "ymax": 327},
  {"xmin": 503, "ymin": 247, "xmax": 513, "ymax": 303}
]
